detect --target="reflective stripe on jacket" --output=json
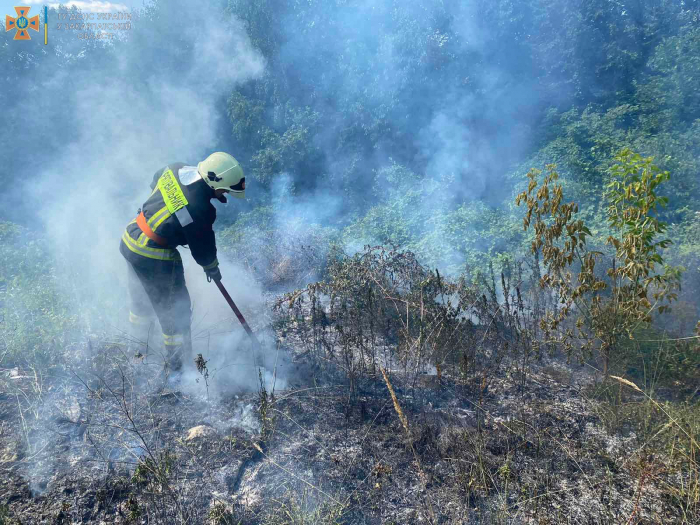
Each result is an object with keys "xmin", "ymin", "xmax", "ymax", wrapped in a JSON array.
[{"xmin": 120, "ymin": 162, "xmax": 219, "ymax": 269}]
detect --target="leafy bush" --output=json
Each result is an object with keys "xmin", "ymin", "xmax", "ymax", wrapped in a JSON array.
[
  {"xmin": 516, "ymin": 149, "xmax": 683, "ymax": 376},
  {"xmin": 342, "ymin": 163, "xmax": 525, "ymax": 278},
  {"xmin": 276, "ymin": 245, "xmax": 537, "ymax": 396},
  {"xmin": 0, "ymin": 222, "xmax": 78, "ymax": 366},
  {"xmin": 218, "ymin": 206, "xmax": 340, "ymax": 289}
]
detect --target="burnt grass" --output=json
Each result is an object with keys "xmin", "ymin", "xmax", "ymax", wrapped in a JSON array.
[
  {"xmin": 0, "ymin": 263, "xmax": 697, "ymax": 524},
  {"xmin": 0, "ymin": 338, "xmax": 694, "ymax": 524}
]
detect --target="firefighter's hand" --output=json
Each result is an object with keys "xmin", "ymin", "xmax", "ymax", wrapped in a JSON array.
[{"xmin": 205, "ymin": 266, "xmax": 222, "ymax": 283}]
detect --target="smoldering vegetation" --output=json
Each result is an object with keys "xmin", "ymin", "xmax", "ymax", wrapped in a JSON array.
[
  {"xmin": 1, "ymin": 0, "xmax": 700, "ymax": 523},
  {"xmin": 1, "ymin": 240, "xmax": 698, "ymax": 523}
]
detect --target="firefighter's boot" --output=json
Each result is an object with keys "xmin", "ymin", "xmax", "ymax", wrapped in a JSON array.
[{"xmin": 162, "ymin": 330, "xmax": 191, "ymax": 380}]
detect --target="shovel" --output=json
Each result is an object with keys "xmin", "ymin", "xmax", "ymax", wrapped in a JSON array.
[{"xmin": 214, "ymin": 279, "xmax": 262, "ymax": 353}]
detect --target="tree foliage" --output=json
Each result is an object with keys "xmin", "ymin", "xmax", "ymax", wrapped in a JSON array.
[{"xmin": 516, "ymin": 150, "xmax": 683, "ymax": 375}]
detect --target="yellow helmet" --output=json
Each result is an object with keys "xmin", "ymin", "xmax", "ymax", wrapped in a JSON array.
[{"xmin": 197, "ymin": 152, "xmax": 245, "ymax": 199}]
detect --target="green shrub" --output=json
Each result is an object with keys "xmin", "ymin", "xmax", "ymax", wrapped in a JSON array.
[
  {"xmin": 218, "ymin": 207, "xmax": 340, "ymax": 288},
  {"xmin": 516, "ymin": 149, "xmax": 683, "ymax": 376},
  {"xmin": 0, "ymin": 222, "xmax": 78, "ymax": 367}
]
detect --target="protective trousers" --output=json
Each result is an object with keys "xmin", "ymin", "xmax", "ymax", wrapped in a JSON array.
[{"xmin": 126, "ymin": 258, "xmax": 191, "ymax": 371}]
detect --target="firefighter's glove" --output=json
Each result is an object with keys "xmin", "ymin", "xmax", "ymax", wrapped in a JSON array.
[{"xmin": 205, "ymin": 266, "xmax": 222, "ymax": 283}]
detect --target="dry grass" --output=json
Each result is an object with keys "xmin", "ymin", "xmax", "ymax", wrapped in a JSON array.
[{"xmin": 0, "ymin": 244, "xmax": 697, "ymax": 523}]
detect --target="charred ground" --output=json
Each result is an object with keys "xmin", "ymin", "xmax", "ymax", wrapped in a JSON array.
[{"xmin": 0, "ymin": 246, "xmax": 697, "ymax": 524}]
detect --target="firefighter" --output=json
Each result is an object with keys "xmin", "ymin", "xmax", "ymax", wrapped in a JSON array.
[{"xmin": 120, "ymin": 152, "xmax": 245, "ymax": 374}]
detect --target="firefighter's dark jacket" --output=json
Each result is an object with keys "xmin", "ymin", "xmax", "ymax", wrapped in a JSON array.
[{"xmin": 120, "ymin": 162, "xmax": 219, "ymax": 270}]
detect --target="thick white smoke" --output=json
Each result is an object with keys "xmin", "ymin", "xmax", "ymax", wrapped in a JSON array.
[{"xmin": 31, "ymin": 1, "xmax": 269, "ymax": 393}]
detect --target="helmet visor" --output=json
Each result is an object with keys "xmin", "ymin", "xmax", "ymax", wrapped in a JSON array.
[{"xmin": 229, "ymin": 178, "xmax": 245, "ymax": 192}]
